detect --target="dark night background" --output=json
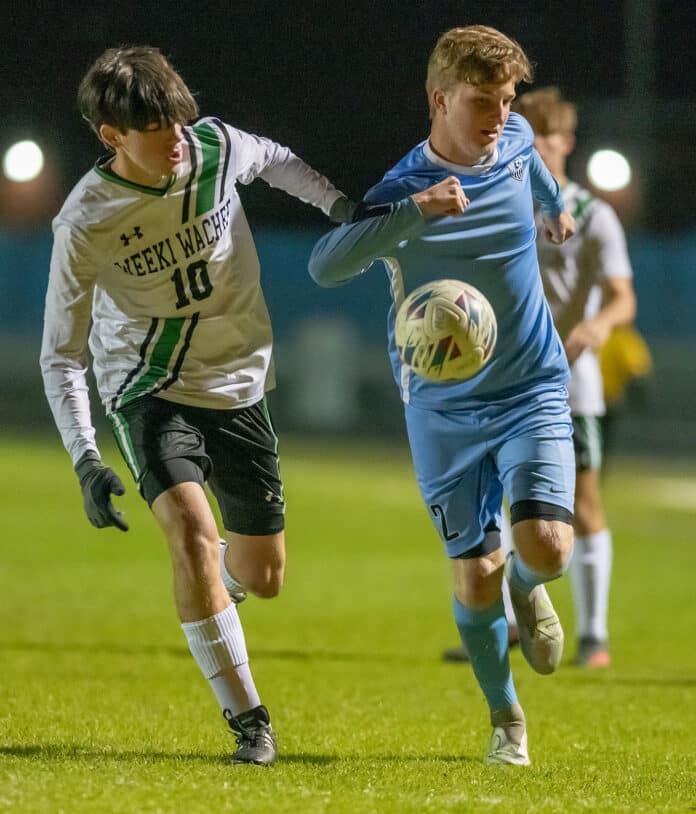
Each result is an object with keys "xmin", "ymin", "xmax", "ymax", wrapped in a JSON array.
[
  {"xmin": 3, "ymin": 0, "xmax": 696, "ymax": 231},
  {"xmin": 1, "ymin": 1, "xmax": 695, "ymax": 451}
]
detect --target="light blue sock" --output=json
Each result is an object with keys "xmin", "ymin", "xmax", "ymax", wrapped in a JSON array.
[
  {"xmin": 507, "ymin": 552, "xmax": 554, "ymax": 594},
  {"xmin": 452, "ymin": 596, "xmax": 517, "ymax": 713}
]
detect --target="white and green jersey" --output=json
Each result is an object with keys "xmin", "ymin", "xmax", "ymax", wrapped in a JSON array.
[
  {"xmin": 536, "ymin": 181, "xmax": 633, "ymax": 416},
  {"xmin": 40, "ymin": 117, "xmax": 344, "ymax": 464}
]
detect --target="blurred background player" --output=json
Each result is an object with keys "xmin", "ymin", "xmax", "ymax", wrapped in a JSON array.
[
  {"xmin": 310, "ymin": 26, "xmax": 577, "ymax": 765},
  {"xmin": 516, "ymin": 87, "xmax": 638, "ymax": 667},
  {"xmin": 40, "ymin": 46, "xmax": 354, "ymax": 765}
]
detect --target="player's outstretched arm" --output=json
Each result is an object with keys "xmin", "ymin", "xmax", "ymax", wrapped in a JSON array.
[
  {"xmin": 309, "ymin": 176, "xmax": 467, "ymax": 287},
  {"xmin": 309, "ymin": 197, "xmax": 427, "ymax": 287},
  {"xmin": 229, "ymin": 128, "xmax": 354, "ymax": 219}
]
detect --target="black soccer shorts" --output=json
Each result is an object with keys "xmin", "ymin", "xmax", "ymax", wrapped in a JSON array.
[{"xmin": 108, "ymin": 395, "xmax": 285, "ymax": 535}]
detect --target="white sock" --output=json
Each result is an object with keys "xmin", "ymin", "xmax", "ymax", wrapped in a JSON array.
[
  {"xmin": 569, "ymin": 529, "xmax": 612, "ymax": 641},
  {"xmin": 499, "ymin": 507, "xmax": 516, "ymax": 627},
  {"xmin": 209, "ymin": 665, "xmax": 260, "ymax": 717},
  {"xmin": 182, "ymin": 603, "xmax": 260, "ymax": 717}
]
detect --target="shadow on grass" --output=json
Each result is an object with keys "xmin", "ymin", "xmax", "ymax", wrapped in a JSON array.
[
  {"xmin": 556, "ymin": 671, "xmax": 696, "ymax": 688},
  {"xmin": 250, "ymin": 647, "xmax": 429, "ymax": 664},
  {"xmin": 0, "ymin": 641, "xmax": 189, "ymax": 658},
  {"xmin": 0, "ymin": 744, "xmax": 228, "ymax": 763},
  {"xmin": 0, "ymin": 744, "xmax": 475, "ymax": 765},
  {"xmin": 281, "ymin": 753, "xmax": 474, "ymax": 765},
  {"xmin": 0, "ymin": 641, "xmax": 433, "ymax": 664}
]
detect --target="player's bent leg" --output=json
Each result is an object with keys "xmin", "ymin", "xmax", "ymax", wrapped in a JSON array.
[
  {"xmin": 506, "ymin": 510, "xmax": 574, "ymax": 675},
  {"xmin": 219, "ymin": 540, "xmax": 248, "ymax": 604},
  {"xmin": 223, "ymin": 530, "xmax": 286, "ymax": 599},
  {"xmin": 511, "ymin": 513, "xmax": 574, "ymax": 578}
]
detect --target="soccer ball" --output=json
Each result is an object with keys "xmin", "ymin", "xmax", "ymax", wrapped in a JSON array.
[{"xmin": 394, "ymin": 279, "xmax": 497, "ymax": 382}]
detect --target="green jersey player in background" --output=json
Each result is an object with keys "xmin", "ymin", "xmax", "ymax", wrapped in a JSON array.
[
  {"xmin": 39, "ymin": 46, "xmax": 354, "ymax": 765},
  {"xmin": 518, "ymin": 87, "xmax": 636, "ymax": 667}
]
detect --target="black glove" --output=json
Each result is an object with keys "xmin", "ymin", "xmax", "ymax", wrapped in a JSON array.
[
  {"xmin": 351, "ymin": 200, "xmax": 396, "ymax": 223},
  {"xmin": 74, "ymin": 452, "xmax": 129, "ymax": 532},
  {"xmin": 328, "ymin": 196, "xmax": 358, "ymax": 224}
]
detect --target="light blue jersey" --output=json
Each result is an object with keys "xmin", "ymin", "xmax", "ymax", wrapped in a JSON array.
[{"xmin": 309, "ymin": 112, "xmax": 569, "ymax": 410}]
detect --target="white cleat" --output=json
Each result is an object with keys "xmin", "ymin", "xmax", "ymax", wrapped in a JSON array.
[
  {"xmin": 505, "ymin": 555, "xmax": 563, "ymax": 675},
  {"xmin": 219, "ymin": 540, "xmax": 247, "ymax": 604},
  {"xmin": 485, "ymin": 703, "xmax": 530, "ymax": 766},
  {"xmin": 485, "ymin": 727, "xmax": 530, "ymax": 766}
]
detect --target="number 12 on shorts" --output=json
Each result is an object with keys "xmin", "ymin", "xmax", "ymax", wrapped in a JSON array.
[{"xmin": 430, "ymin": 503, "xmax": 459, "ymax": 541}]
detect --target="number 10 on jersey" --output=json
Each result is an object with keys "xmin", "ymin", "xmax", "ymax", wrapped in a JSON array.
[{"xmin": 171, "ymin": 260, "xmax": 213, "ymax": 309}]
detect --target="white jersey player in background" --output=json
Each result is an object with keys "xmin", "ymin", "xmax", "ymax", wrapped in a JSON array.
[
  {"xmin": 444, "ymin": 87, "xmax": 637, "ymax": 668},
  {"xmin": 39, "ymin": 46, "xmax": 354, "ymax": 764},
  {"xmin": 518, "ymin": 87, "xmax": 637, "ymax": 667}
]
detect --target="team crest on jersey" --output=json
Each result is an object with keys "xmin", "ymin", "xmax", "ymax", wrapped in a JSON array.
[
  {"xmin": 120, "ymin": 226, "xmax": 143, "ymax": 247},
  {"xmin": 507, "ymin": 157, "xmax": 525, "ymax": 181}
]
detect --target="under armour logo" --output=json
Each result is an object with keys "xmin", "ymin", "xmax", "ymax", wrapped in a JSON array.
[
  {"xmin": 507, "ymin": 157, "xmax": 524, "ymax": 181},
  {"xmin": 120, "ymin": 226, "xmax": 143, "ymax": 247}
]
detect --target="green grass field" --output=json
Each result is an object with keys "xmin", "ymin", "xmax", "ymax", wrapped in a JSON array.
[{"xmin": 1, "ymin": 437, "xmax": 695, "ymax": 813}]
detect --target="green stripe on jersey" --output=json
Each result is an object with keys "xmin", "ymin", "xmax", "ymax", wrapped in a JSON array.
[
  {"xmin": 119, "ymin": 318, "xmax": 185, "ymax": 407},
  {"xmin": 193, "ymin": 122, "xmax": 221, "ymax": 217},
  {"xmin": 571, "ymin": 195, "xmax": 594, "ymax": 223},
  {"xmin": 108, "ymin": 412, "xmax": 141, "ymax": 481}
]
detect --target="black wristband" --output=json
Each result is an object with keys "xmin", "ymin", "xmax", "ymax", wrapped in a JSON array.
[{"xmin": 351, "ymin": 201, "xmax": 396, "ymax": 223}]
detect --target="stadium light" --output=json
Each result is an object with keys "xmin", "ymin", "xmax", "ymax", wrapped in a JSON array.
[
  {"xmin": 586, "ymin": 149, "xmax": 632, "ymax": 192},
  {"xmin": 3, "ymin": 140, "xmax": 45, "ymax": 182}
]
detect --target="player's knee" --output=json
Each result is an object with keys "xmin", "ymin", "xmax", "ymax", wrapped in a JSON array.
[
  {"xmin": 523, "ymin": 521, "xmax": 573, "ymax": 576},
  {"xmin": 244, "ymin": 569, "xmax": 284, "ymax": 599},
  {"xmin": 539, "ymin": 523, "xmax": 573, "ymax": 573}
]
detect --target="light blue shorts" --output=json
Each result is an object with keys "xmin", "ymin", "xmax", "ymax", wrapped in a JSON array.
[{"xmin": 404, "ymin": 387, "xmax": 575, "ymax": 558}]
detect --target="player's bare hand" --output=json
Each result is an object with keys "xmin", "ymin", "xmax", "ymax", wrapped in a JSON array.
[
  {"xmin": 564, "ymin": 317, "xmax": 612, "ymax": 363},
  {"xmin": 411, "ymin": 176, "xmax": 469, "ymax": 218},
  {"xmin": 543, "ymin": 210, "xmax": 576, "ymax": 244}
]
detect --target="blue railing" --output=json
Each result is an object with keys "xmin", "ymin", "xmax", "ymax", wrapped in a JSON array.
[{"xmin": 1, "ymin": 227, "xmax": 694, "ymax": 340}]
